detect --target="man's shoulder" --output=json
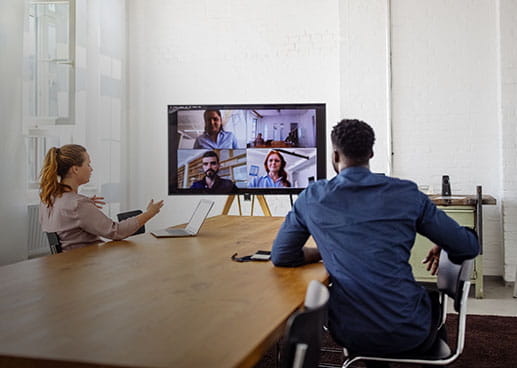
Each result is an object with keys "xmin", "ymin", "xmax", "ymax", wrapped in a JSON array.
[
  {"xmin": 381, "ymin": 176, "xmax": 428, "ymax": 208},
  {"xmin": 297, "ymin": 179, "xmax": 329, "ymax": 199},
  {"xmin": 218, "ymin": 177, "xmax": 233, "ymax": 183},
  {"xmin": 385, "ymin": 175, "xmax": 419, "ymax": 190},
  {"xmin": 191, "ymin": 179, "xmax": 205, "ymax": 189},
  {"xmin": 217, "ymin": 177, "xmax": 235, "ymax": 187},
  {"xmin": 312, "ymin": 178, "xmax": 330, "ymax": 187}
]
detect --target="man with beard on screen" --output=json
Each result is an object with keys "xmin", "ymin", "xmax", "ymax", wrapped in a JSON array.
[{"xmin": 190, "ymin": 150, "xmax": 237, "ymax": 194}]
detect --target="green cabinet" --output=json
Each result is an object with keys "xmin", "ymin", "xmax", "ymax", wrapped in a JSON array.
[{"xmin": 409, "ymin": 206, "xmax": 483, "ymax": 298}]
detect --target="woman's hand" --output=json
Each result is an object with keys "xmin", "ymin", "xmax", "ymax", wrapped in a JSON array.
[
  {"xmin": 136, "ymin": 199, "xmax": 164, "ymax": 227},
  {"xmin": 146, "ymin": 199, "xmax": 164, "ymax": 216},
  {"xmin": 422, "ymin": 244, "xmax": 441, "ymax": 276},
  {"xmin": 90, "ymin": 195, "xmax": 106, "ymax": 209}
]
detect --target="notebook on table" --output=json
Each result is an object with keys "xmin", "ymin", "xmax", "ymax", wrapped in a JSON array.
[{"xmin": 151, "ymin": 199, "xmax": 214, "ymax": 238}]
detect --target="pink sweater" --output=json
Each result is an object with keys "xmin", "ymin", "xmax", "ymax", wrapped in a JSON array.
[{"xmin": 40, "ymin": 192, "xmax": 141, "ymax": 251}]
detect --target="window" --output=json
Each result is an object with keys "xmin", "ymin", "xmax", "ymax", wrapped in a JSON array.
[{"xmin": 23, "ymin": 0, "xmax": 75, "ymax": 188}]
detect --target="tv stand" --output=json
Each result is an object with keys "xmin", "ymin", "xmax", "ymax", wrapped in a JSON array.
[{"xmin": 222, "ymin": 195, "xmax": 272, "ymax": 216}]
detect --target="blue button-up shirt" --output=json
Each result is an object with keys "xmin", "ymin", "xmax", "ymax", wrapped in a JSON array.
[
  {"xmin": 272, "ymin": 167, "xmax": 479, "ymax": 354},
  {"xmin": 248, "ymin": 175, "xmax": 288, "ymax": 188},
  {"xmin": 193, "ymin": 130, "xmax": 239, "ymax": 149}
]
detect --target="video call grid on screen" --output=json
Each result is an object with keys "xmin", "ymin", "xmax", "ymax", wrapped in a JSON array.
[{"xmin": 168, "ymin": 104, "xmax": 326, "ymax": 195}]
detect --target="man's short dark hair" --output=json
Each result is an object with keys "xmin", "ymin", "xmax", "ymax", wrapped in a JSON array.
[
  {"xmin": 331, "ymin": 119, "xmax": 375, "ymax": 164},
  {"xmin": 202, "ymin": 150, "xmax": 219, "ymax": 163}
]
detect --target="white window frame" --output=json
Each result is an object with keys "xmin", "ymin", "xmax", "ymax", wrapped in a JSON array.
[{"xmin": 23, "ymin": 0, "xmax": 76, "ymax": 189}]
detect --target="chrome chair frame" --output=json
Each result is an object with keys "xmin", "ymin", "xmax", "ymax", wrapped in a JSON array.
[
  {"xmin": 319, "ymin": 250, "xmax": 474, "ymax": 368},
  {"xmin": 338, "ymin": 251, "xmax": 474, "ymax": 367}
]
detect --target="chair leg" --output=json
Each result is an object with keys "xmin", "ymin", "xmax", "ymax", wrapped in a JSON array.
[
  {"xmin": 318, "ymin": 346, "xmax": 345, "ymax": 367},
  {"xmin": 364, "ymin": 362, "xmax": 391, "ymax": 368},
  {"xmin": 275, "ymin": 341, "xmax": 280, "ymax": 368}
]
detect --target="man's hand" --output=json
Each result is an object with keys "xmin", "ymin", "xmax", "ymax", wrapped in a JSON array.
[
  {"xmin": 90, "ymin": 195, "xmax": 106, "ymax": 209},
  {"xmin": 422, "ymin": 244, "xmax": 441, "ymax": 276}
]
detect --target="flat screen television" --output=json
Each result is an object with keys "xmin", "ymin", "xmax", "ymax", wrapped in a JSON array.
[{"xmin": 168, "ymin": 103, "xmax": 326, "ymax": 195}]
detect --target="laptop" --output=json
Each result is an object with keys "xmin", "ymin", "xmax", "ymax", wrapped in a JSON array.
[{"xmin": 151, "ymin": 199, "xmax": 214, "ymax": 238}]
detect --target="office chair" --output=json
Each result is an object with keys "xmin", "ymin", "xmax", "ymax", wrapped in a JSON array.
[
  {"xmin": 326, "ymin": 250, "xmax": 474, "ymax": 368},
  {"xmin": 45, "ymin": 232, "xmax": 63, "ymax": 254},
  {"xmin": 280, "ymin": 280, "xmax": 329, "ymax": 368},
  {"xmin": 117, "ymin": 210, "xmax": 145, "ymax": 235}
]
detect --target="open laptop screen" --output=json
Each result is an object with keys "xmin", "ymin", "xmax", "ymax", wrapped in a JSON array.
[{"xmin": 186, "ymin": 199, "xmax": 214, "ymax": 234}]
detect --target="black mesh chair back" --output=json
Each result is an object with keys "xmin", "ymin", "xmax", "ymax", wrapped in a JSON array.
[
  {"xmin": 281, "ymin": 280, "xmax": 329, "ymax": 368},
  {"xmin": 117, "ymin": 210, "xmax": 145, "ymax": 235},
  {"xmin": 45, "ymin": 232, "xmax": 62, "ymax": 254}
]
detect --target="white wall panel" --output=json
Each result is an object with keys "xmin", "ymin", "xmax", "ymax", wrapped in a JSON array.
[
  {"xmin": 127, "ymin": 0, "xmax": 341, "ymax": 226},
  {"xmin": 0, "ymin": 0, "xmax": 28, "ymax": 265},
  {"xmin": 389, "ymin": 0, "xmax": 503, "ymax": 276}
]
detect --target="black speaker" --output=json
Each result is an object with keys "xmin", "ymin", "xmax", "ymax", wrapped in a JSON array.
[{"xmin": 442, "ymin": 175, "xmax": 451, "ymax": 196}]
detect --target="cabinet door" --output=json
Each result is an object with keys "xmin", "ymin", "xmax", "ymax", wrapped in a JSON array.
[{"xmin": 409, "ymin": 207, "xmax": 475, "ymax": 281}]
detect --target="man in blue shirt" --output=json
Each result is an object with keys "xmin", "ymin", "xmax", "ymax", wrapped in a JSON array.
[
  {"xmin": 190, "ymin": 150, "xmax": 236, "ymax": 194},
  {"xmin": 271, "ymin": 119, "xmax": 479, "ymax": 366},
  {"xmin": 193, "ymin": 110, "xmax": 239, "ymax": 149}
]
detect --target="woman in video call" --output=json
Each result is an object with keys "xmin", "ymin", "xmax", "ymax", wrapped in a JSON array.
[
  {"xmin": 248, "ymin": 150, "xmax": 291, "ymax": 188},
  {"xmin": 39, "ymin": 144, "xmax": 164, "ymax": 252},
  {"xmin": 193, "ymin": 109, "xmax": 238, "ymax": 149}
]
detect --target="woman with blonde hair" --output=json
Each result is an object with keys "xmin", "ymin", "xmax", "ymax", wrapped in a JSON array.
[{"xmin": 39, "ymin": 144, "xmax": 163, "ymax": 252}]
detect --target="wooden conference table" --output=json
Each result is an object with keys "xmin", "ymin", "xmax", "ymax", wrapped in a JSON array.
[{"xmin": 0, "ymin": 215, "xmax": 327, "ymax": 368}]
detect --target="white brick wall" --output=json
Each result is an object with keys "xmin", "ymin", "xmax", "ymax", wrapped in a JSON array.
[
  {"xmin": 127, "ymin": 0, "xmax": 341, "ymax": 224},
  {"xmin": 499, "ymin": 0, "xmax": 517, "ymax": 281},
  {"xmin": 127, "ymin": 0, "xmax": 516, "ymax": 281},
  {"xmin": 389, "ymin": 0, "xmax": 503, "ymax": 277},
  {"xmin": 338, "ymin": 0, "xmax": 510, "ymax": 278},
  {"xmin": 339, "ymin": 0, "xmax": 390, "ymax": 174}
]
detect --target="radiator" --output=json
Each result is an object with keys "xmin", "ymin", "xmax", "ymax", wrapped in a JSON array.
[{"xmin": 28, "ymin": 204, "xmax": 50, "ymax": 258}]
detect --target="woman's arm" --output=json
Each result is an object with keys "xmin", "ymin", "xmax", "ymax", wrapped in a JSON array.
[
  {"xmin": 135, "ymin": 200, "xmax": 164, "ymax": 227},
  {"xmin": 76, "ymin": 197, "xmax": 163, "ymax": 240}
]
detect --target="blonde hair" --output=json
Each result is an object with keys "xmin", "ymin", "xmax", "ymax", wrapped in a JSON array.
[{"xmin": 39, "ymin": 144, "xmax": 87, "ymax": 206}]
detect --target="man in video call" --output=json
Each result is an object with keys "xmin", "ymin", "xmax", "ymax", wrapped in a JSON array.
[
  {"xmin": 190, "ymin": 150, "xmax": 237, "ymax": 194},
  {"xmin": 193, "ymin": 109, "xmax": 238, "ymax": 149},
  {"xmin": 271, "ymin": 119, "xmax": 479, "ymax": 367}
]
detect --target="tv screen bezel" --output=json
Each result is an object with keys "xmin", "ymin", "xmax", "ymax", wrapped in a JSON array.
[{"xmin": 168, "ymin": 103, "xmax": 326, "ymax": 195}]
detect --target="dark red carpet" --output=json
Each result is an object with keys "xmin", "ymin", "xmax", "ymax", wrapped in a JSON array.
[{"xmin": 254, "ymin": 314, "xmax": 517, "ymax": 367}]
